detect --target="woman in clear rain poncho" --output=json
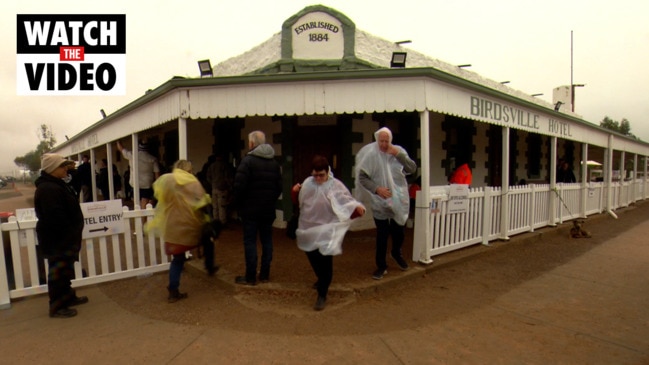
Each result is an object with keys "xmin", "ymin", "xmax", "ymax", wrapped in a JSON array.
[
  {"xmin": 146, "ymin": 160, "xmax": 216, "ymax": 303},
  {"xmin": 355, "ymin": 127, "xmax": 417, "ymax": 280},
  {"xmin": 291, "ymin": 155, "xmax": 365, "ymax": 311}
]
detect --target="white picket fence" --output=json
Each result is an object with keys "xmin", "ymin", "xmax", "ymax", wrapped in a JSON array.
[
  {"xmin": 0, "ymin": 205, "xmax": 167, "ymax": 309},
  {"xmin": 1, "ymin": 180, "xmax": 647, "ymax": 308},
  {"xmin": 413, "ymin": 180, "xmax": 647, "ymax": 260}
]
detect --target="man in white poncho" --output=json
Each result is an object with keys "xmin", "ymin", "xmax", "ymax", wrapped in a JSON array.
[
  {"xmin": 355, "ymin": 127, "xmax": 417, "ymax": 280},
  {"xmin": 292, "ymin": 155, "xmax": 365, "ymax": 311}
]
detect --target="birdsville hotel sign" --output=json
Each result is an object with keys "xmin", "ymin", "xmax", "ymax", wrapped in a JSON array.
[{"xmin": 469, "ymin": 95, "xmax": 573, "ymax": 138}]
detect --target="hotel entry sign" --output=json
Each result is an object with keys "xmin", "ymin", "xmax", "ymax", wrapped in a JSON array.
[{"xmin": 291, "ymin": 12, "xmax": 344, "ymax": 59}]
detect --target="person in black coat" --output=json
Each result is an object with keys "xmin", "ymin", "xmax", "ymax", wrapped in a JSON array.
[
  {"xmin": 34, "ymin": 154, "xmax": 87, "ymax": 318},
  {"xmin": 123, "ymin": 166, "xmax": 133, "ymax": 200},
  {"xmin": 232, "ymin": 131, "xmax": 282, "ymax": 285},
  {"xmin": 557, "ymin": 161, "xmax": 577, "ymax": 183},
  {"xmin": 97, "ymin": 159, "xmax": 110, "ymax": 199},
  {"xmin": 77, "ymin": 154, "xmax": 93, "ymax": 202}
]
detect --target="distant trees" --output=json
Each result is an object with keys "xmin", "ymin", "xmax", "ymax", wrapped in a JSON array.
[
  {"xmin": 14, "ymin": 124, "xmax": 57, "ymax": 172},
  {"xmin": 600, "ymin": 116, "xmax": 637, "ymax": 139}
]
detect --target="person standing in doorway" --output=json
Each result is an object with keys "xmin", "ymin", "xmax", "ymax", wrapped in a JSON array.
[
  {"xmin": 97, "ymin": 159, "xmax": 110, "ymax": 200},
  {"xmin": 77, "ymin": 154, "xmax": 93, "ymax": 202},
  {"xmin": 206, "ymin": 153, "xmax": 234, "ymax": 226},
  {"xmin": 34, "ymin": 154, "xmax": 87, "ymax": 318},
  {"xmin": 116, "ymin": 140, "xmax": 161, "ymax": 208},
  {"xmin": 355, "ymin": 127, "xmax": 417, "ymax": 280},
  {"xmin": 123, "ymin": 165, "xmax": 133, "ymax": 200},
  {"xmin": 557, "ymin": 161, "xmax": 577, "ymax": 183},
  {"xmin": 232, "ymin": 131, "xmax": 282, "ymax": 285},
  {"xmin": 112, "ymin": 163, "xmax": 122, "ymax": 198}
]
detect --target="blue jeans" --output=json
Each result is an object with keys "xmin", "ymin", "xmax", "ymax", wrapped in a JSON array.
[
  {"xmin": 168, "ymin": 225, "xmax": 215, "ymax": 289},
  {"xmin": 242, "ymin": 218, "xmax": 273, "ymax": 282},
  {"xmin": 168, "ymin": 254, "xmax": 186, "ymax": 291},
  {"xmin": 374, "ymin": 218, "xmax": 405, "ymax": 271}
]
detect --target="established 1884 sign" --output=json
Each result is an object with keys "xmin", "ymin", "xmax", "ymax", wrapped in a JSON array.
[
  {"xmin": 80, "ymin": 199, "xmax": 124, "ymax": 239},
  {"xmin": 291, "ymin": 11, "xmax": 344, "ymax": 59}
]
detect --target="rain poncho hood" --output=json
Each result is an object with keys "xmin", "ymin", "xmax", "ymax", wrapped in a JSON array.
[
  {"xmin": 146, "ymin": 168, "xmax": 211, "ymax": 247},
  {"xmin": 355, "ymin": 127, "xmax": 411, "ymax": 225},
  {"xmin": 296, "ymin": 171, "xmax": 363, "ymax": 256}
]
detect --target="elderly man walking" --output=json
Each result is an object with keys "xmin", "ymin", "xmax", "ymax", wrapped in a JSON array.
[
  {"xmin": 232, "ymin": 131, "xmax": 283, "ymax": 285},
  {"xmin": 355, "ymin": 127, "xmax": 417, "ymax": 280}
]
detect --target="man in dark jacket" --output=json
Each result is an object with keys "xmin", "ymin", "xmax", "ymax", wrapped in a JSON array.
[
  {"xmin": 34, "ymin": 154, "xmax": 87, "ymax": 318},
  {"xmin": 77, "ymin": 154, "xmax": 93, "ymax": 202},
  {"xmin": 557, "ymin": 161, "xmax": 577, "ymax": 183},
  {"xmin": 232, "ymin": 131, "xmax": 282, "ymax": 285}
]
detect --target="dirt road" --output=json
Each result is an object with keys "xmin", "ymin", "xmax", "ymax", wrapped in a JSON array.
[{"xmin": 3, "ymin": 183, "xmax": 649, "ymax": 363}]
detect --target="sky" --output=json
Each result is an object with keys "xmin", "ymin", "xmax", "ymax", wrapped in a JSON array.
[{"xmin": 2, "ymin": 0, "xmax": 648, "ymax": 176}]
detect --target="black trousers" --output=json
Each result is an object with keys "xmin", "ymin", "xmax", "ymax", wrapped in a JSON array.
[
  {"xmin": 374, "ymin": 218, "xmax": 405, "ymax": 271},
  {"xmin": 202, "ymin": 235, "xmax": 215, "ymax": 273},
  {"xmin": 47, "ymin": 256, "xmax": 76, "ymax": 313},
  {"xmin": 305, "ymin": 249, "xmax": 333, "ymax": 298}
]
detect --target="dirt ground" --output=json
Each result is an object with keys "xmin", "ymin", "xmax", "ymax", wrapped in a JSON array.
[
  {"xmin": 98, "ymin": 202, "xmax": 631, "ymax": 337},
  {"xmin": 4, "ymin": 183, "xmax": 649, "ymax": 362}
]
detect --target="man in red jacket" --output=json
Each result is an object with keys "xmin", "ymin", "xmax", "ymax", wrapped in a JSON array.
[{"xmin": 449, "ymin": 163, "xmax": 472, "ymax": 185}]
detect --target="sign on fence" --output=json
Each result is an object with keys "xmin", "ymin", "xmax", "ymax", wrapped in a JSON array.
[
  {"xmin": 448, "ymin": 184, "xmax": 470, "ymax": 214},
  {"xmin": 15, "ymin": 208, "xmax": 36, "ymax": 221},
  {"xmin": 14, "ymin": 208, "xmax": 36, "ymax": 246},
  {"xmin": 80, "ymin": 200, "xmax": 125, "ymax": 238}
]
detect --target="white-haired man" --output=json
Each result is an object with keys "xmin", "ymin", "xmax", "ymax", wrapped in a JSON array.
[
  {"xmin": 355, "ymin": 127, "xmax": 417, "ymax": 280},
  {"xmin": 232, "ymin": 131, "xmax": 283, "ymax": 285}
]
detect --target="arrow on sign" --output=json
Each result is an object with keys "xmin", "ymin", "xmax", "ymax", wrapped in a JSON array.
[{"xmin": 89, "ymin": 226, "xmax": 109, "ymax": 233}]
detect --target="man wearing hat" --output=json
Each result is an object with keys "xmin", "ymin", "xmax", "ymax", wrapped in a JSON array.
[{"xmin": 34, "ymin": 153, "xmax": 87, "ymax": 318}]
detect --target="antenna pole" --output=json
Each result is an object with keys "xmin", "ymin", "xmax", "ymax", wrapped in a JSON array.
[{"xmin": 571, "ymin": 31, "xmax": 574, "ymax": 112}]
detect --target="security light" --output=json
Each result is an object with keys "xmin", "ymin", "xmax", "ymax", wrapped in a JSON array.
[
  {"xmin": 198, "ymin": 59, "xmax": 213, "ymax": 77},
  {"xmin": 390, "ymin": 52, "xmax": 407, "ymax": 68}
]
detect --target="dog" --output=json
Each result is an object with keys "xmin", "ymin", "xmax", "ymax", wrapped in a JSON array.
[{"xmin": 570, "ymin": 219, "xmax": 591, "ymax": 238}]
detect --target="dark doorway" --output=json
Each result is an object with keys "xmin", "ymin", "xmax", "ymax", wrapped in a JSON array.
[
  {"xmin": 213, "ymin": 118, "xmax": 243, "ymax": 164},
  {"xmin": 293, "ymin": 124, "xmax": 341, "ymax": 183},
  {"xmin": 527, "ymin": 134, "xmax": 542, "ymax": 180},
  {"xmin": 443, "ymin": 116, "xmax": 474, "ymax": 178},
  {"xmin": 488, "ymin": 126, "xmax": 502, "ymax": 187}
]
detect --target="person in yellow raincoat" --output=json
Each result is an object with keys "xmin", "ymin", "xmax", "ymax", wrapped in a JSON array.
[{"xmin": 147, "ymin": 160, "xmax": 215, "ymax": 303}]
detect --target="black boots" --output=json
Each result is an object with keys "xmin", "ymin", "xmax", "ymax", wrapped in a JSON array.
[
  {"xmin": 50, "ymin": 307, "xmax": 77, "ymax": 318},
  {"xmin": 167, "ymin": 288, "xmax": 188, "ymax": 303},
  {"xmin": 49, "ymin": 294, "xmax": 88, "ymax": 318},
  {"xmin": 314, "ymin": 296, "xmax": 326, "ymax": 311}
]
